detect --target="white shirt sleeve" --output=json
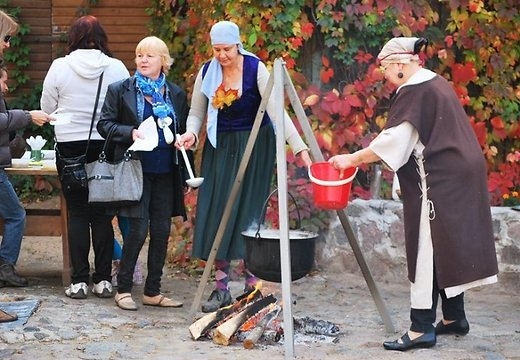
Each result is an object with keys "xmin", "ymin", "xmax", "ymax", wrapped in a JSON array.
[
  {"xmin": 186, "ymin": 67, "xmax": 208, "ymax": 138},
  {"xmin": 368, "ymin": 121, "xmax": 419, "ymax": 171}
]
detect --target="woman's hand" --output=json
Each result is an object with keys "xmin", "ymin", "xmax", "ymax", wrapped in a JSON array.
[
  {"xmin": 299, "ymin": 150, "xmax": 312, "ymax": 168},
  {"xmin": 328, "ymin": 154, "xmax": 357, "ymax": 171},
  {"xmin": 132, "ymin": 128, "xmax": 145, "ymax": 142},
  {"xmin": 29, "ymin": 110, "xmax": 51, "ymax": 127},
  {"xmin": 175, "ymin": 132, "xmax": 196, "ymax": 150}
]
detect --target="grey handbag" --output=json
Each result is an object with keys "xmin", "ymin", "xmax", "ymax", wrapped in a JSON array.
[{"xmin": 86, "ymin": 128, "xmax": 143, "ymax": 206}]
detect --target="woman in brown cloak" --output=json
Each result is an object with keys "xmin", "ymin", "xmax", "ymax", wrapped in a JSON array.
[{"xmin": 329, "ymin": 37, "xmax": 499, "ymax": 351}]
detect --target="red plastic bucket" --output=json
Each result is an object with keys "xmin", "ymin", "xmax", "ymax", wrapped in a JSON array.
[{"xmin": 308, "ymin": 162, "xmax": 358, "ymax": 210}]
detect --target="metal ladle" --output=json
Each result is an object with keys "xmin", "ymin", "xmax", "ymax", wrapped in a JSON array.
[{"xmin": 176, "ymin": 134, "xmax": 204, "ymax": 188}]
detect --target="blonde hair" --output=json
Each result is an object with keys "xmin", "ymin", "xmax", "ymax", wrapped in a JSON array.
[
  {"xmin": 0, "ymin": 10, "xmax": 19, "ymax": 55},
  {"xmin": 135, "ymin": 36, "xmax": 173, "ymax": 74}
]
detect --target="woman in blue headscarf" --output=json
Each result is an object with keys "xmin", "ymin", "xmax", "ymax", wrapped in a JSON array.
[
  {"xmin": 98, "ymin": 36, "xmax": 189, "ymax": 311},
  {"xmin": 177, "ymin": 21, "xmax": 312, "ymax": 312}
]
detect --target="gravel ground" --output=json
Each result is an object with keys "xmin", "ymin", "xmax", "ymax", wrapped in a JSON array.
[{"xmin": 0, "ymin": 235, "xmax": 518, "ymax": 360}]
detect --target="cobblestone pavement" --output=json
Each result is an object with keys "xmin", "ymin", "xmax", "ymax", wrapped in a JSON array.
[{"xmin": 0, "ymin": 236, "xmax": 518, "ymax": 360}]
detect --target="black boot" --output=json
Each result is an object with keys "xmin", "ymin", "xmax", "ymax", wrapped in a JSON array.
[
  {"xmin": 0, "ymin": 263, "xmax": 28, "ymax": 287},
  {"xmin": 201, "ymin": 289, "xmax": 232, "ymax": 313}
]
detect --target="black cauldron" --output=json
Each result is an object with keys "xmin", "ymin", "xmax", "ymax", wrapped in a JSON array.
[{"xmin": 242, "ymin": 189, "xmax": 318, "ymax": 283}]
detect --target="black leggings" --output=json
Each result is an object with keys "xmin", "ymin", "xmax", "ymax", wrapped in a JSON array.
[{"xmin": 410, "ymin": 272, "xmax": 466, "ymax": 333}]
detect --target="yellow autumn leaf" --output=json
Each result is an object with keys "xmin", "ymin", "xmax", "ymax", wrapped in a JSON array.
[{"xmin": 212, "ymin": 83, "xmax": 239, "ymax": 110}]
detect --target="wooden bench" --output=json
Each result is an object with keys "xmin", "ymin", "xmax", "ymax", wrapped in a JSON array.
[{"xmin": 0, "ymin": 208, "xmax": 61, "ymax": 235}]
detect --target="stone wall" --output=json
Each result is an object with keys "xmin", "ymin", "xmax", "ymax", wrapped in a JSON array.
[{"xmin": 316, "ymin": 199, "xmax": 520, "ymax": 291}]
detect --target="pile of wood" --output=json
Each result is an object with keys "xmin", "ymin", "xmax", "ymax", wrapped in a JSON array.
[
  {"xmin": 189, "ymin": 287, "xmax": 341, "ymax": 349},
  {"xmin": 189, "ymin": 288, "xmax": 283, "ymax": 349}
]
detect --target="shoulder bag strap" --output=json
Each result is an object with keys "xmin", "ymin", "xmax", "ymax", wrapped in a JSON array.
[{"xmin": 84, "ymin": 72, "xmax": 104, "ymax": 156}]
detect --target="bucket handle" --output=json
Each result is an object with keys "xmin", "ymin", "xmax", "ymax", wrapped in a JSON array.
[
  {"xmin": 308, "ymin": 166, "xmax": 358, "ymax": 187},
  {"xmin": 255, "ymin": 188, "xmax": 301, "ymax": 238}
]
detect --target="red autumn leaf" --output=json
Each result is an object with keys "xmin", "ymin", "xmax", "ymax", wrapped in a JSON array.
[
  {"xmin": 452, "ymin": 62, "xmax": 477, "ymax": 83},
  {"xmin": 344, "ymin": 94, "xmax": 363, "ymax": 108},
  {"xmin": 322, "ymin": 56, "xmax": 330, "ymax": 67},
  {"xmin": 354, "ymin": 51, "xmax": 373, "ymax": 64},
  {"xmin": 490, "ymin": 116, "xmax": 504, "ymax": 129},
  {"xmin": 301, "ymin": 22, "xmax": 314, "ymax": 37},
  {"xmin": 493, "ymin": 127, "xmax": 507, "ymax": 140},
  {"xmin": 289, "ymin": 37, "xmax": 303, "ymax": 48},
  {"xmin": 321, "ymin": 90, "xmax": 340, "ymax": 114},
  {"xmin": 471, "ymin": 120, "xmax": 487, "ymax": 146},
  {"xmin": 487, "ymin": 173, "xmax": 502, "ymax": 192},
  {"xmin": 338, "ymin": 99, "xmax": 351, "ymax": 117},
  {"xmin": 284, "ymin": 57, "xmax": 296, "ymax": 69},
  {"xmin": 320, "ymin": 67, "xmax": 334, "ymax": 83},
  {"xmin": 256, "ymin": 48, "xmax": 269, "ymax": 61}
]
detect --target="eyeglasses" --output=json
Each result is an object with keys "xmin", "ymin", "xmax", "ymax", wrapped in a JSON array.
[{"xmin": 3, "ymin": 35, "xmax": 11, "ymax": 43}]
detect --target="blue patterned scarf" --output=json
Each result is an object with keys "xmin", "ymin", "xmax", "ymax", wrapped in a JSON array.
[
  {"xmin": 135, "ymin": 71, "xmax": 173, "ymax": 118},
  {"xmin": 135, "ymin": 71, "xmax": 175, "ymax": 143}
]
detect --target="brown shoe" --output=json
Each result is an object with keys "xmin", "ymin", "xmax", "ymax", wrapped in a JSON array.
[
  {"xmin": 0, "ymin": 264, "xmax": 28, "ymax": 287},
  {"xmin": 0, "ymin": 309, "xmax": 17, "ymax": 323},
  {"xmin": 143, "ymin": 294, "xmax": 183, "ymax": 308}
]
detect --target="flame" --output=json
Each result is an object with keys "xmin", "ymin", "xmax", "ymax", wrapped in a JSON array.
[
  {"xmin": 246, "ymin": 281, "xmax": 263, "ymax": 300},
  {"xmin": 218, "ymin": 282, "xmax": 264, "ymax": 314}
]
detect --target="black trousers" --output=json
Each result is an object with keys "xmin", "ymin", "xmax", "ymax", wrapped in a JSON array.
[
  {"xmin": 117, "ymin": 172, "xmax": 174, "ymax": 296},
  {"xmin": 57, "ymin": 141, "xmax": 114, "ymax": 285},
  {"xmin": 410, "ymin": 271, "xmax": 466, "ymax": 333}
]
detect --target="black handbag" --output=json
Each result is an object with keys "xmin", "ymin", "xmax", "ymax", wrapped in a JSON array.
[
  {"xmin": 56, "ymin": 73, "xmax": 104, "ymax": 195},
  {"xmin": 86, "ymin": 127, "xmax": 143, "ymax": 206}
]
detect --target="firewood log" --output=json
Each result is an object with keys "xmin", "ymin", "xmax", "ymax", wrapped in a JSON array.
[
  {"xmin": 238, "ymin": 302, "xmax": 274, "ymax": 333},
  {"xmin": 243, "ymin": 304, "xmax": 281, "ymax": 349},
  {"xmin": 189, "ymin": 312, "xmax": 218, "ymax": 340},
  {"xmin": 189, "ymin": 290, "xmax": 263, "ymax": 340},
  {"xmin": 213, "ymin": 294, "xmax": 277, "ymax": 346}
]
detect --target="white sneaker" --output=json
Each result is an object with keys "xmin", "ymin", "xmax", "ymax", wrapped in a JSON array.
[
  {"xmin": 92, "ymin": 280, "xmax": 113, "ymax": 298},
  {"xmin": 65, "ymin": 282, "xmax": 88, "ymax": 299}
]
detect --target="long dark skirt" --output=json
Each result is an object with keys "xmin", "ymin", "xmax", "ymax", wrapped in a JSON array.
[{"xmin": 191, "ymin": 125, "xmax": 276, "ymax": 261}]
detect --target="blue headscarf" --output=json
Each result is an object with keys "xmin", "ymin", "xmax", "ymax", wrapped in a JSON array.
[{"xmin": 200, "ymin": 21, "xmax": 258, "ymax": 148}]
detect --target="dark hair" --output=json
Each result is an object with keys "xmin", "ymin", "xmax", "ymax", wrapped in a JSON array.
[{"xmin": 67, "ymin": 15, "xmax": 113, "ymax": 56}]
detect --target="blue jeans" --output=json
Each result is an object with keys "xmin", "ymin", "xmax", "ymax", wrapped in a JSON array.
[{"xmin": 0, "ymin": 169, "xmax": 25, "ymax": 265}]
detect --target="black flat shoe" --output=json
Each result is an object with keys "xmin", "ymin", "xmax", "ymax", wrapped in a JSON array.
[
  {"xmin": 383, "ymin": 331, "xmax": 436, "ymax": 351},
  {"xmin": 435, "ymin": 318, "xmax": 470, "ymax": 335}
]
